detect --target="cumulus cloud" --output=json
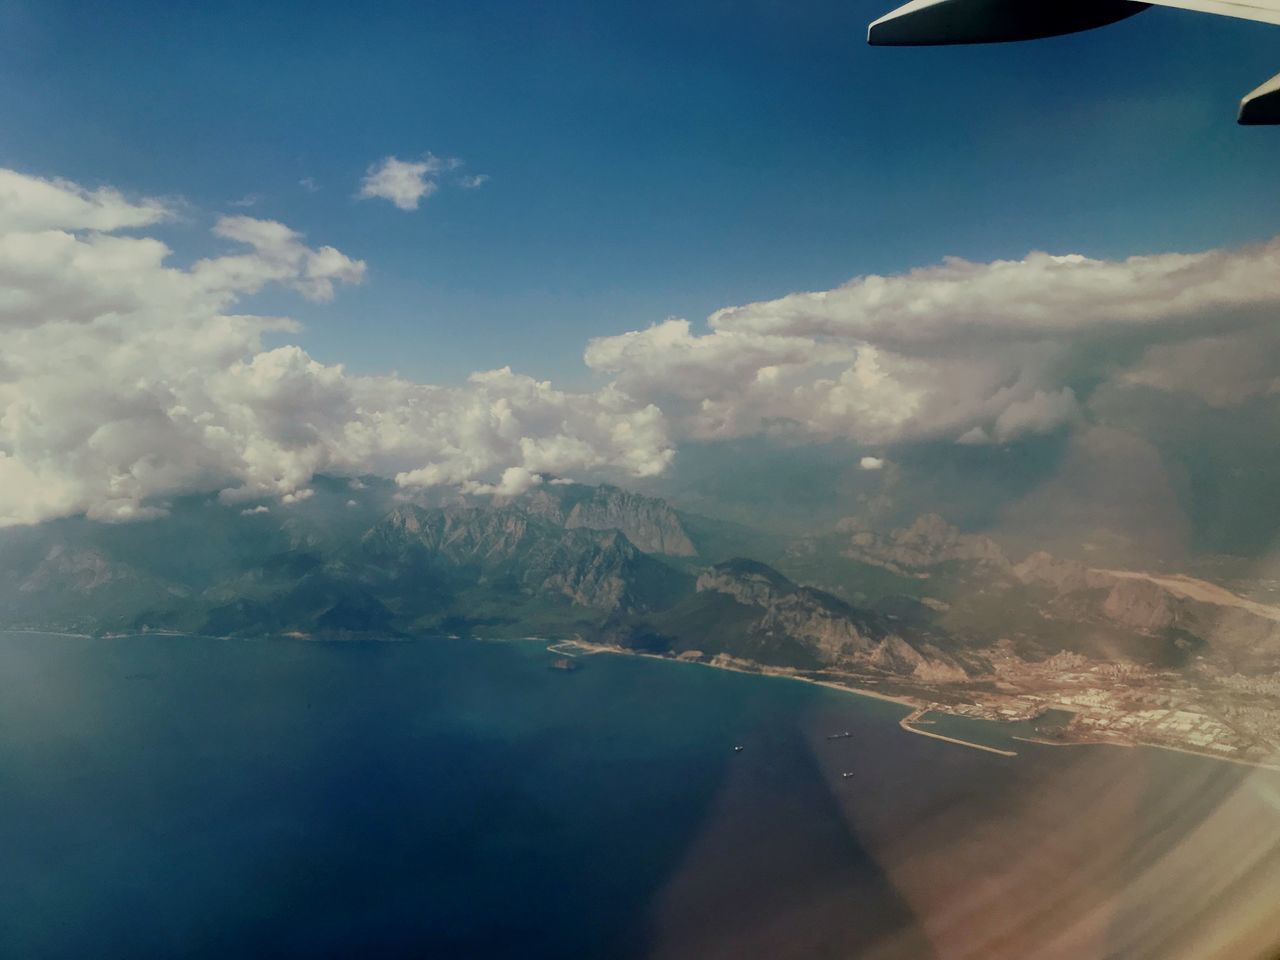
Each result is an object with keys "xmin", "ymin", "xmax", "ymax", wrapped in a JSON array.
[
  {"xmin": 461, "ymin": 466, "xmax": 544, "ymax": 497},
  {"xmin": 359, "ymin": 153, "xmax": 476, "ymax": 211},
  {"xmin": 203, "ymin": 216, "xmax": 367, "ymax": 303},
  {"xmin": 992, "ymin": 388, "xmax": 1081, "ymax": 442},
  {"xmin": 0, "ymin": 168, "xmax": 174, "ymax": 232},
  {"xmin": 707, "ymin": 243, "xmax": 1280, "ymax": 347},
  {"xmin": 359, "ymin": 156, "xmax": 441, "ymax": 210},
  {"xmin": 9, "ymin": 164, "xmax": 1280, "ymax": 529},
  {"xmin": 0, "ymin": 168, "xmax": 672, "ymax": 527},
  {"xmin": 586, "ymin": 239, "xmax": 1280, "ymax": 447},
  {"xmin": 358, "ymin": 154, "xmax": 487, "ymax": 211},
  {"xmin": 382, "ymin": 370, "xmax": 672, "ymax": 495},
  {"xmin": 1120, "ymin": 328, "xmax": 1280, "ymax": 407}
]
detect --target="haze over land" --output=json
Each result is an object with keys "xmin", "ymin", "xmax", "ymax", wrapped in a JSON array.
[
  {"xmin": 7, "ymin": 4, "xmax": 1280, "ymax": 957},
  {"xmin": 4, "ymin": 162, "xmax": 1280, "ymax": 766},
  {"xmin": 5, "ymin": 471, "xmax": 1279, "ymax": 764}
]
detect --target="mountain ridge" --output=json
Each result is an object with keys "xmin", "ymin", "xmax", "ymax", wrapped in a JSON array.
[{"xmin": 4, "ymin": 478, "xmax": 1279, "ymax": 681}]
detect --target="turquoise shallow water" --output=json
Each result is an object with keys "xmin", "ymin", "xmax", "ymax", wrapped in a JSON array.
[{"xmin": 0, "ymin": 631, "xmax": 1276, "ymax": 959}]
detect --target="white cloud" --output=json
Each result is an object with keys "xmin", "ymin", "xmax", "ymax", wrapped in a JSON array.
[
  {"xmin": 992, "ymin": 388, "xmax": 1081, "ymax": 442},
  {"xmin": 358, "ymin": 154, "xmax": 485, "ymax": 211},
  {"xmin": 0, "ymin": 168, "xmax": 174, "ymax": 232},
  {"xmin": 707, "ymin": 243, "xmax": 1280, "ymax": 348},
  {"xmin": 859, "ymin": 456, "xmax": 884, "ymax": 471},
  {"xmin": 8, "ymin": 164, "xmax": 1279, "ymax": 530},
  {"xmin": 0, "ymin": 167, "xmax": 674, "ymax": 527},
  {"xmin": 203, "ymin": 216, "xmax": 366, "ymax": 303},
  {"xmin": 586, "ymin": 239, "xmax": 1280, "ymax": 448},
  {"xmin": 358, "ymin": 155, "xmax": 447, "ymax": 211},
  {"xmin": 462, "ymin": 466, "xmax": 544, "ymax": 497},
  {"xmin": 383, "ymin": 370, "xmax": 672, "ymax": 495},
  {"xmin": 240, "ymin": 505, "xmax": 270, "ymax": 516},
  {"xmin": 1121, "ymin": 328, "xmax": 1280, "ymax": 407}
]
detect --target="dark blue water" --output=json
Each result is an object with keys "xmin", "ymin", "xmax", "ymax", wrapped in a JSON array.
[{"xmin": 1, "ymin": 632, "xmax": 1276, "ymax": 960}]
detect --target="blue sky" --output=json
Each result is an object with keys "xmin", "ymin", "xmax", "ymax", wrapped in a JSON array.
[{"xmin": 2, "ymin": 0, "xmax": 1278, "ymax": 386}]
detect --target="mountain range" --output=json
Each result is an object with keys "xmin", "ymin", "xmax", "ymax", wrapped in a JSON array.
[{"xmin": 4, "ymin": 475, "xmax": 1279, "ymax": 689}]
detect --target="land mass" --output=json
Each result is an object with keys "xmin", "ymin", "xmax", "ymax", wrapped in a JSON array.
[{"xmin": 3, "ymin": 475, "xmax": 1278, "ymax": 766}]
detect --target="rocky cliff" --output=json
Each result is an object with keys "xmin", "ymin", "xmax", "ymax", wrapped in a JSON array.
[
  {"xmin": 362, "ymin": 503, "xmax": 688, "ymax": 614},
  {"xmin": 697, "ymin": 560, "xmax": 876, "ymax": 661},
  {"xmin": 6, "ymin": 479, "xmax": 1279, "ymax": 681},
  {"xmin": 1014, "ymin": 555, "xmax": 1280, "ymax": 672},
  {"xmin": 513, "ymin": 484, "xmax": 696, "ymax": 557},
  {"xmin": 20, "ymin": 546, "xmax": 136, "ymax": 594},
  {"xmin": 564, "ymin": 486, "xmax": 696, "ymax": 557},
  {"xmin": 837, "ymin": 513, "xmax": 1009, "ymax": 576},
  {"xmin": 695, "ymin": 559, "xmax": 969, "ymax": 679}
]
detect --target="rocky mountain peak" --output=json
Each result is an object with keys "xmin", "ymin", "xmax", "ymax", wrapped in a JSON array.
[
  {"xmin": 20, "ymin": 546, "xmax": 131, "ymax": 594},
  {"xmin": 516, "ymin": 488, "xmax": 569, "ymax": 525},
  {"xmin": 695, "ymin": 558, "xmax": 969, "ymax": 678},
  {"xmin": 381, "ymin": 505, "xmax": 427, "ymax": 536},
  {"xmin": 836, "ymin": 512, "xmax": 1009, "ymax": 575},
  {"xmin": 500, "ymin": 483, "xmax": 696, "ymax": 557},
  {"xmin": 695, "ymin": 558, "xmax": 792, "ymax": 603},
  {"xmin": 562, "ymin": 485, "xmax": 696, "ymax": 557},
  {"xmin": 1013, "ymin": 551, "xmax": 1093, "ymax": 592},
  {"xmin": 898, "ymin": 513, "xmax": 961, "ymax": 547}
]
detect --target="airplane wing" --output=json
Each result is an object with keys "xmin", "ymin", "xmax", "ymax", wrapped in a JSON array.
[
  {"xmin": 868, "ymin": 0, "xmax": 1280, "ymax": 123},
  {"xmin": 1144, "ymin": 0, "xmax": 1280, "ymax": 26}
]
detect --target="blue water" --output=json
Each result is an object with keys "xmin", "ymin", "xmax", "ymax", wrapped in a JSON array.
[{"xmin": 0, "ymin": 632, "xmax": 1274, "ymax": 959}]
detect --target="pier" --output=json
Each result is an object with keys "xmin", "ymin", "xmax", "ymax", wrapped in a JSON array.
[{"xmin": 899, "ymin": 707, "xmax": 1017, "ymax": 758}]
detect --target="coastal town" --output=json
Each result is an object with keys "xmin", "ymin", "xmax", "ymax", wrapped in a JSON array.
[{"xmin": 550, "ymin": 638, "xmax": 1280, "ymax": 769}]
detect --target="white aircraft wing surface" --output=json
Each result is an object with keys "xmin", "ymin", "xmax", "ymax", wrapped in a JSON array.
[
  {"xmin": 868, "ymin": 0, "xmax": 1280, "ymax": 122},
  {"xmin": 1145, "ymin": 0, "xmax": 1280, "ymax": 26}
]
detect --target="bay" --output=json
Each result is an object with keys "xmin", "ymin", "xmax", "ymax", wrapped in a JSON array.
[{"xmin": 1, "ymin": 631, "xmax": 1276, "ymax": 960}]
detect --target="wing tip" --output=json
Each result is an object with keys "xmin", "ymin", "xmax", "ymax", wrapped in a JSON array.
[{"xmin": 1238, "ymin": 70, "xmax": 1280, "ymax": 125}]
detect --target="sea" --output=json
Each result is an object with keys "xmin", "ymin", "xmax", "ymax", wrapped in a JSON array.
[{"xmin": 1, "ymin": 630, "xmax": 1278, "ymax": 960}]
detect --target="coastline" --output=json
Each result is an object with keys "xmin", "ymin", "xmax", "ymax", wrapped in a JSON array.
[
  {"xmin": 547, "ymin": 637, "xmax": 1025, "ymax": 758},
  {"xmin": 1011, "ymin": 734, "xmax": 1280, "ymax": 774},
  {"xmin": 900, "ymin": 706, "xmax": 1017, "ymax": 757},
  {"xmin": 6, "ymin": 628, "xmax": 1277, "ymax": 771},
  {"xmin": 546, "ymin": 637, "xmax": 1280, "ymax": 771},
  {"xmin": 0, "ymin": 628, "xmax": 94, "ymax": 640},
  {"xmin": 548, "ymin": 637, "xmax": 919, "ymax": 707}
]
